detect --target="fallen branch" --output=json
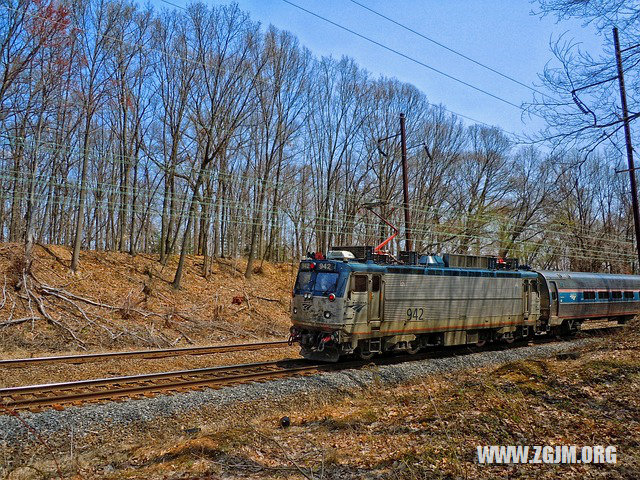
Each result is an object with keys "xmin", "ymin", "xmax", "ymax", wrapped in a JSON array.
[
  {"xmin": 254, "ymin": 431, "xmax": 315, "ymax": 480},
  {"xmin": 39, "ymin": 284, "xmax": 116, "ymax": 310},
  {"xmin": 128, "ymin": 308, "xmax": 166, "ymax": 320},
  {"xmin": 243, "ymin": 289, "xmax": 253, "ymax": 310},
  {"xmin": 38, "ymin": 287, "xmax": 114, "ymax": 337},
  {"xmin": 0, "ymin": 275, "xmax": 6, "ymax": 310},
  {"xmin": 256, "ymin": 295, "xmax": 281, "ymax": 303},
  {"xmin": 40, "ymin": 283, "xmax": 166, "ymax": 320},
  {"xmin": 175, "ymin": 327, "xmax": 195, "ymax": 344},
  {"xmin": 29, "ymin": 287, "xmax": 86, "ymax": 350},
  {"xmin": 0, "ymin": 316, "xmax": 42, "ymax": 327}
]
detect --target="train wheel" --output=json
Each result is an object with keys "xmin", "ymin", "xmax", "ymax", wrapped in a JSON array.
[
  {"xmin": 406, "ymin": 341, "xmax": 420, "ymax": 355},
  {"xmin": 358, "ymin": 349, "xmax": 375, "ymax": 360}
]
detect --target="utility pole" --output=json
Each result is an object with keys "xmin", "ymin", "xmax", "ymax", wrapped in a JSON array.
[
  {"xmin": 614, "ymin": 27, "xmax": 640, "ymax": 269},
  {"xmin": 399, "ymin": 113, "xmax": 412, "ymax": 252}
]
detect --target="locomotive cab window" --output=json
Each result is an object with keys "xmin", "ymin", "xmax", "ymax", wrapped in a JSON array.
[
  {"xmin": 351, "ymin": 275, "xmax": 368, "ymax": 293},
  {"xmin": 295, "ymin": 271, "xmax": 314, "ymax": 292}
]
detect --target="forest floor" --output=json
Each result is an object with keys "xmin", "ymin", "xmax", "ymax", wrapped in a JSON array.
[{"xmin": 0, "ymin": 243, "xmax": 295, "ymax": 359}]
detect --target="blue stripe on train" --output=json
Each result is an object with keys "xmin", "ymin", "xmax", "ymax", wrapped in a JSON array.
[{"xmin": 558, "ymin": 291, "xmax": 640, "ymax": 303}]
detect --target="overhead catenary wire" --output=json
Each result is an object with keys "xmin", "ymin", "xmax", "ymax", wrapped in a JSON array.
[
  {"xmin": 18, "ymin": 191, "xmax": 637, "ymax": 266},
  {"xmin": 347, "ymin": 0, "xmax": 563, "ymax": 105},
  {"xmin": 155, "ymin": 0, "xmax": 524, "ymax": 139},
  {"xmin": 2, "ymin": 162, "xmax": 635, "ymax": 250},
  {"xmin": 21, "ymin": 203, "xmax": 638, "ymax": 266},
  {"xmin": 12, "ymin": 165, "xmax": 633, "ymax": 264},
  {"xmin": 8, "ymin": 175, "xmax": 637, "ymax": 262},
  {"xmin": 278, "ymin": 0, "xmax": 541, "ymax": 123},
  {"xmin": 1, "ymin": 133, "xmax": 634, "ymax": 249}
]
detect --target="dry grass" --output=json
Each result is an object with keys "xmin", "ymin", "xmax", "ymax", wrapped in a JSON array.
[{"xmin": 0, "ymin": 344, "xmax": 299, "ymax": 388}]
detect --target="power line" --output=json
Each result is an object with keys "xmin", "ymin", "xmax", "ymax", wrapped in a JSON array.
[
  {"xmin": 279, "ymin": 0, "xmax": 539, "ymax": 120},
  {"xmin": 1, "ymin": 154, "xmax": 635, "ymax": 248},
  {"xmin": 0, "ymin": 136, "xmax": 634, "ymax": 249},
  {"xmin": 0, "ymin": 0, "xmax": 526, "ymax": 142},
  {"xmin": 5, "ymin": 170, "xmax": 635, "ymax": 254},
  {"xmin": 18, "ymin": 188, "xmax": 636, "ymax": 265},
  {"xmin": 347, "ymin": 0, "xmax": 562, "ymax": 104},
  {"xmin": 8, "ymin": 167, "xmax": 632, "ymax": 263},
  {"xmin": 160, "ymin": 0, "xmax": 524, "ymax": 139}
]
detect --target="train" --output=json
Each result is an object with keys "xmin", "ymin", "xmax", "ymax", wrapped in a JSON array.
[{"xmin": 289, "ymin": 246, "xmax": 640, "ymax": 361}]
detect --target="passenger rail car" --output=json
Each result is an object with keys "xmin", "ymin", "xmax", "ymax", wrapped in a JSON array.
[
  {"xmin": 289, "ymin": 250, "xmax": 640, "ymax": 361},
  {"xmin": 538, "ymin": 271, "xmax": 640, "ymax": 332}
]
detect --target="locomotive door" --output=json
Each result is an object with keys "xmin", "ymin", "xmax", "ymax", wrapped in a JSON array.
[
  {"xmin": 368, "ymin": 275, "xmax": 382, "ymax": 328},
  {"xmin": 349, "ymin": 274, "xmax": 369, "ymax": 324},
  {"xmin": 550, "ymin": 281, "xmax": 559, "ymax": 317}
]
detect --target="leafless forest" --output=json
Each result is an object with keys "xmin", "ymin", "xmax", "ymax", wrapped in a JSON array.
[{"xmin": 1, "ymin": 0, "xmax": 637, "ymax": 286}]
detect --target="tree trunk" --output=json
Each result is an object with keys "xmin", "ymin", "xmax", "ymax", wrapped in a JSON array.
[{"xmin": 71, "ymin": 118, "xmax": 92, "ymax": 272}]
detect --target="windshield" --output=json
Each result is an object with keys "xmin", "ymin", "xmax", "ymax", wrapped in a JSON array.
[
  {"xmin": 294, "ymin": 271, "xmax": 340, "ymax": 295},
  {"xmin": 295, "ymin": 271, "xmax": 314, "ymax": 291},
  {"xmin": 315, "ymin": 272, "xmax": 339, "ymax": 293}
]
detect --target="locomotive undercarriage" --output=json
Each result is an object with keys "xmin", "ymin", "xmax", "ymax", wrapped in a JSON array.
[
  {"xmin": 290, "ymin": 321, "xmax": 573, "ymax": 362},
  {"xmin": 289, "ymin": 327, "xmax": 347, "ymax": 362}
]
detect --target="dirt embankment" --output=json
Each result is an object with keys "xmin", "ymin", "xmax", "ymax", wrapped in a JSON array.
[{"xmin": 0, "ymin": 244, "xmax": 295, "ymax": 357}]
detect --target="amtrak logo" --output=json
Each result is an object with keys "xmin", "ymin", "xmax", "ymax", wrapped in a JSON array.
[
  {"xmin": 351, "ymin": 303, "xmax": 366, "ymax": 313},
  {"xmin": 570, "ymin": 293, "xmax": 577, "ymax": 301}
]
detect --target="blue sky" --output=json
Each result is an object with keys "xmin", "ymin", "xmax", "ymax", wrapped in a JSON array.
[{"xmin": 156, "ymin": 0, "xmax": 605, "ymax": 138}]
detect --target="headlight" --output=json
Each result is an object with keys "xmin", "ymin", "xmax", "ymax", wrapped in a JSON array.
[
  {"xmin": 323, "ymin": 311, "xmax": 331, "ymax": 319},
  {"xmin": 293, "ymin": 307, "xmax": 298, "ymax": 314}
]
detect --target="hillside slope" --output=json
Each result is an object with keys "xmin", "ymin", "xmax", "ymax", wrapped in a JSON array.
[{"xmin": 0, "ymin": 244, "xmax": 294, "ymax": 356}]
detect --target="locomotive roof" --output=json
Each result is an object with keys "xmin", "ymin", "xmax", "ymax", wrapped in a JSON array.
[
  {"xmin": 307, "ymin": 259, "xmax": 538, "ymax": 278},
  {"xmin": 304, "ymin": 259, "xmax": 639, "ymax": 283}
]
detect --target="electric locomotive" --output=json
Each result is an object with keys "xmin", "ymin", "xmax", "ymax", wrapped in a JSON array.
[{"xmin": 289, "ymin": 246, "xmax": 640, "ymax": 361}]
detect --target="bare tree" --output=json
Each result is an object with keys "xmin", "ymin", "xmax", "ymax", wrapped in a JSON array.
[
  {"xmin": 0, "ymin": 0, "xmax": 633, "ymax": 279},
  {"xmin": 244, "ymin": 27, "xmax": 310, "ymax": 278},
  {"xmin": 70, "ymin": 0, "xmax": 118, "ymax": 271},
  {"xmin": 172, "ymin": 3, "xmax": 259, "ymax": 288}
]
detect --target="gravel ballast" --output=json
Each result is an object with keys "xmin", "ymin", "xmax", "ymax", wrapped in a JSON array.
[{"xmin": 0, "ymin": 338, "xmax": 594, "ymax": 449}]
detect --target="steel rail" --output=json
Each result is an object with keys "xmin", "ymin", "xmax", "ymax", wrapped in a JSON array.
[
  {"xmin": 0, "ymin": 325, "xmax": 622, "ymax": 413},
  {"xmin": 0, "ymin": 340, "xmax": 289, "ymax": 368},
  {"xmin": 0, "ymin": 359, "xmax": 336, "ymax": 411}
]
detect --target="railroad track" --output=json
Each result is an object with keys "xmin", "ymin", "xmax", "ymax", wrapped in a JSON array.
[
  {"xmin": 0, "ymin": 326, "xmax": 622, "ymax": 414},
  {"xmin": 0, "ymin": 340, "xmax": 289, "ymax": 368},
  {"xmin": 0, "ymin": 359, "xmax": 340, "ymax": 412}
]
